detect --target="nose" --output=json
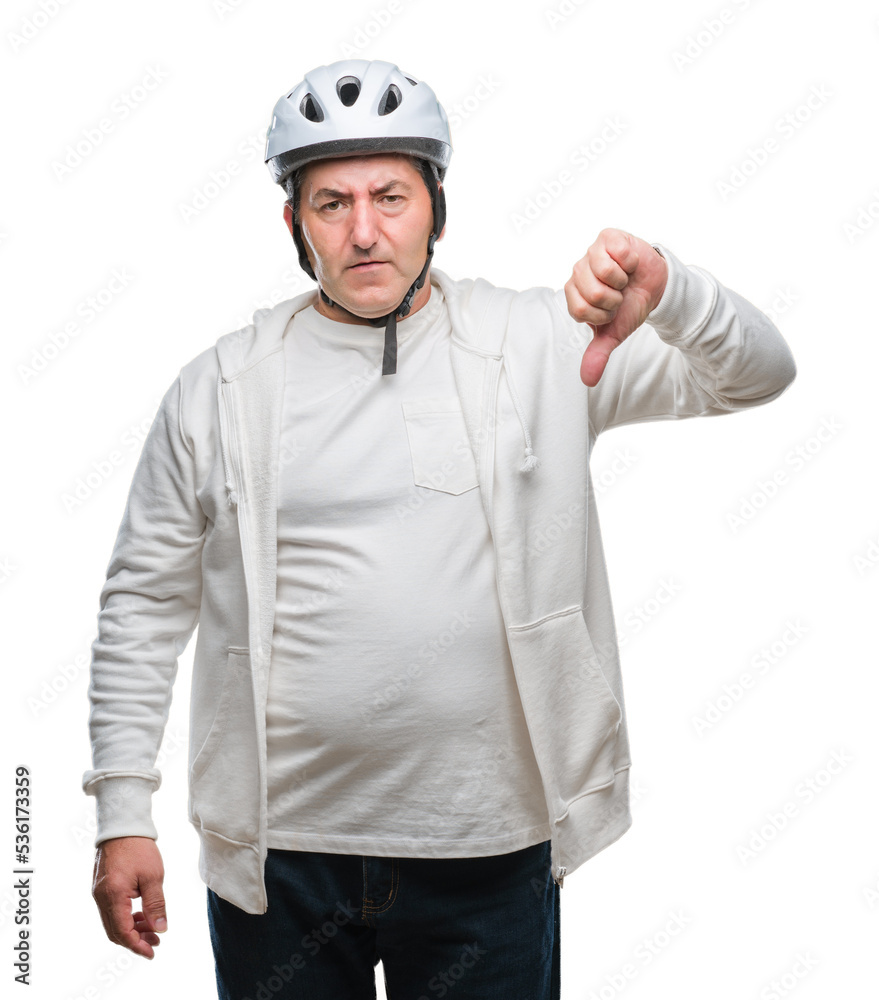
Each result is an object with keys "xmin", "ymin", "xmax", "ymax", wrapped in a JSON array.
[{"xmin": 349, "ymin": 197, "xmax": 380, "ymax": 252}]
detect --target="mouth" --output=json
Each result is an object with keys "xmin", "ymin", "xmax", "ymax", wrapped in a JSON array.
[{"xmin": 348, "ymin": 261, "xmax": 387, "ymax": 271}]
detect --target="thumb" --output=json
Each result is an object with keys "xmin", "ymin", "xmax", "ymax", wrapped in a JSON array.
[
  {"xmin": 140, "ymin": 876, "xmax": 167, "ymax": 933},
  {"xmin": 580, "ymin": 325, "xmax": 616, "ymax": 387}
]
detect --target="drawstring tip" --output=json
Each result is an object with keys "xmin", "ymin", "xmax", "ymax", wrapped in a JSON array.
[
  {"xmin": 225, "ymin": 480, "xmax": 238, "ymax": 507},
  {"xmin": 520, "ymin": 447, "xmax": 540, "ymax": 472}
]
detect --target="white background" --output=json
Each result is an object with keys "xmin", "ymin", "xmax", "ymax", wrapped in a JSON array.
[{"xmin": 3, "ymin": 0, "xmax": 878, "ymax": 997}]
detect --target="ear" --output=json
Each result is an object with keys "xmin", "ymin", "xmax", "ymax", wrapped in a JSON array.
[{"xmin": 283, "ymin": 202, "xmax": 294, "ymax": 238}]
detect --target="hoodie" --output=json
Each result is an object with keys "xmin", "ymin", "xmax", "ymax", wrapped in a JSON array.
[{"xmin": 82, "ymin": 243, "xmax": 797, "ymax": 913}]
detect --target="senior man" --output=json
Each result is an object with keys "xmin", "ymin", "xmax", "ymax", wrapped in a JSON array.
[{"xmin": 84, "ymin": 59, "xmax": 796, "ymax": 1000}]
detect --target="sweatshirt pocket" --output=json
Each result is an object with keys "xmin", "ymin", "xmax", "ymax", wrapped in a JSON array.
[
  {"xmin": 506, "ymin": 605, "xmax": 622, "ymax": 809},
  {"xmin": 401, "ymin": 397, "xmax": 479, "ymax": 495},
  {"xmin": 188, "ymin": 647, "xmax": 259, "ymax": 841}
]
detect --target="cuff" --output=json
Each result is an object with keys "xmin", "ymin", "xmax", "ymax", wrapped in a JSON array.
[
  {"xmin": 645, "ymin": 242, "xmax": 717, "ymax": 341},
  {"xmin": 82, "ymin": 772, "xmax": 160, "ymax": 847}
]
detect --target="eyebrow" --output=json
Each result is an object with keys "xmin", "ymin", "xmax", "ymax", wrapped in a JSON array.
[{"xmin": 310, "ymin": 179, "xmax": 413, "ymax": 201}]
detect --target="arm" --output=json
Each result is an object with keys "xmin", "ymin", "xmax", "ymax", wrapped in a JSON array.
[
  {"xmin": 83, "ymin": 373, "xmax": 206, "ymax": 957},
  {"xmin": 562, "ymin": 228, "xmax": 797, "ymax": 436}
]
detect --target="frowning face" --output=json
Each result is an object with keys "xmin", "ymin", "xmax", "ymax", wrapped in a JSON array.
[{"xmin": 285, "ymin": 152, "xmax": 443, "ymax": 324}]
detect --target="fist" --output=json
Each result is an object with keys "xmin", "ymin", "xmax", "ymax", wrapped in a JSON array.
[{"xmin": 564, "ymin": 228, "xmax": 668, "ymax": 387}]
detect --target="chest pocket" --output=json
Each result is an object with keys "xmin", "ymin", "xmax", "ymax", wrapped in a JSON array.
[{"xmin": 401, "ymin": 396, "xmax": 480, "ymax": 496}]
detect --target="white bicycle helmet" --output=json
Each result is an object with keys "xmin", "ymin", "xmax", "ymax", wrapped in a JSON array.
[{"xmin": 264, "ymin": 60, "xmax": 452, "ymax": 375}]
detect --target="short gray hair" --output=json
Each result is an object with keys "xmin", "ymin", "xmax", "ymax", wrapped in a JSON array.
[{"xmin": 283, "ymin": 153, "xmax": 444, "ymax": 224}]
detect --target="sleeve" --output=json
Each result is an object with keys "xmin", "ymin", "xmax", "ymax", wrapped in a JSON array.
[
  {"xmin": 81, "ymin": 373, "xmax": 206, "ymax": 847},
  {"xmin": 577, "ymin": 243, "xmax": 798, "ymax": 437}
]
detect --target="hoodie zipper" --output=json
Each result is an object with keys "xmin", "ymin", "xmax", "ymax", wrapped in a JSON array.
[
  {"xmin": 217, "ymin": 373, "xmax": 238, "ymax": 508},
  {"xmin": 220, "ymin": 377, "xmax": 258, "ymax": 654},
  {"xmin": 481, "ymin": 358, "xmax": 564, "ymax": 890},
  {"xmin": 219, "ymin": 372, "xmax": 269, "ymax": 911}
]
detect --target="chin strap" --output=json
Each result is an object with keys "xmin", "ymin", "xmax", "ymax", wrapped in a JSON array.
[{"xmin": 291, "ymin": 165, "xmax": 446, "ymax": 377}]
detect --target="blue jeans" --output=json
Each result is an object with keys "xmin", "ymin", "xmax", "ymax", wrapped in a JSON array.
[{"xmin": 207, "ymin": 840, "xmax": 560, "ymax": 999}]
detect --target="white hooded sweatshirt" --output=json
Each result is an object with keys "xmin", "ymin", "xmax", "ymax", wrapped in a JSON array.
[{"xmin": 82, "ymin": 243, "xmax": 797, "ymax": 913}]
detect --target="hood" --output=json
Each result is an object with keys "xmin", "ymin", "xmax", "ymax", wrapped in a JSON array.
[{"xmin": 215, "ymin": 267, "xmax": 540, "ymax": 508}]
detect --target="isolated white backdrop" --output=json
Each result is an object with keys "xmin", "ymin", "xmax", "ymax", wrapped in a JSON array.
[{"xmin": 3, "ymin": 0, "xmax": 878, "ymax": 997}]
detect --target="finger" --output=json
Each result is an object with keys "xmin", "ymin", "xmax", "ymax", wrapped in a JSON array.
[
  {"xmin": 580, "ymin": 325, "xmax": 624, "ymax": 388},
  {"xmin": 137, "ymin": 869, "xmax": 167, "ymax": 936},
  {"xmin": 99, "ymin": 891, "xmax": 156, "ymax": 959},
  {"xmin": 133, "ymin": 911, "xmax": 161, "ymax": 946},
  {"xmin": 597, "ymin": 228, "xmax": 640, "ymax": 275},
  {"xmin": 571, "ymin": 259, "xmax": 625, "ymax": 311},
  {"xmin": 584, "ymin": 246, "xmax": 630, "ymax": 291},
  {"xmin": 580, "ymin": 339, "xmax": 610, "ymax": 387},
  {"xmin": 111, "ymin": 897, "xmax": 156, "ymax": 957},
  {"xmin": 596, "ymin": 227, "xmax": 640, "ymax": 274},
  {"xmin": 564, "ymin": 278, "xmax": 615, "ymax": 326}
]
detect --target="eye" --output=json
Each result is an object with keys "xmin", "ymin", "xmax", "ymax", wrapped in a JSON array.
[
  {"xmin": 321, "ymin": 200, "xmax": 341, "ymax": 212},
  {"xmin": 383, "ymin": 194, "xmax": 402, "ymax": 204}
]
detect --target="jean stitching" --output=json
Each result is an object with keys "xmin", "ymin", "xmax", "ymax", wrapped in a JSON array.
[
  {"xmin": 362, "ymin": 857, "xmax": 399, "ymax": 915},
  {"xmin": 361, "ymin": 856, "xmax": 373, "ymax": 927}
]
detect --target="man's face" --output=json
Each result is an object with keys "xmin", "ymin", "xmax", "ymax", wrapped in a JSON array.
[{"xmin": 286, "ymin": 153, "xmax": 441, "ymax": 323}]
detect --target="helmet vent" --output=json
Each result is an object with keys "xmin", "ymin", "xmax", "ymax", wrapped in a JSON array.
[
  {"xmin": 299, "ymin": 93, "xmax": 324, "ymax": 122},
  {"xmin": 336, "ymin": 76, "xmax": 361, "ymax": 106},
  {"xmin": 405, "ymin": 77, "xmax": 417, "ymax": 86},
  {"xmin": 378, "ymin": 84, "xmax": 402, "ymax": 116}
]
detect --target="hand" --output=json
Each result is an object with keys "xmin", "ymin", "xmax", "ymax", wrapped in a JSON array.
[
  {"xmin": 91, "ymin": 836, "xmax": 167, "ymax": 960},
  {"xmin": 564, "ymin": 227, "xmax": 668, "ymax": 387}
]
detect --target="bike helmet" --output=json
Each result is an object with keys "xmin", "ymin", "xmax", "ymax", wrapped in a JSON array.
[{"xmin": 265, "ymin": 60, "xmax": 452, "ymax": 375}]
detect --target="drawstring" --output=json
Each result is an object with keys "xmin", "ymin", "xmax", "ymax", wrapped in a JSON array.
[
  {"xmin": 503, "ymin": 360, "xmax": 540, "ymax": 473},
  {"xmin": 225, "ymin": 478, "xmax": 238, "ymax": 507}
]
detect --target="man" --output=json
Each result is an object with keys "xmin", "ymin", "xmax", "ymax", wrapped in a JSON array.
[{"xmin": 84, "ymin": 59, "xmax": 796, "ymax": 998}]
